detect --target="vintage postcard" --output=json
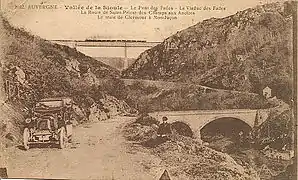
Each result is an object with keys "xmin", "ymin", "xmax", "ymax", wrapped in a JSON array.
[{"xmin": 0, "ymin": 0, "xmax": 297, "ymax": 179}]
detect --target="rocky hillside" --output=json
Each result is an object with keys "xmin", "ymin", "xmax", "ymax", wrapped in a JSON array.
[
  {"xmin": 123, "ymin": 1, "xmax": 295, "ymax": 102},
  {"xmin": 123, "ymin": 79, "xmax": 274, "ymax": 113},
  {"xmin": 0, "ymin": 15, "xmax": 134, "ymax": 148},
  {"xmin": 95, "ymin": 57, "xmax": 135, "ymax": 70},
  {"xmin": 124, "ymin": 119, "xmax": 260, "ymax": 180}
]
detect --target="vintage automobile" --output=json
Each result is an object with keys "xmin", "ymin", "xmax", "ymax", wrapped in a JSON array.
[{"xmin": 23, "ymin": 97, "xmax": 73, "ymax": 150}]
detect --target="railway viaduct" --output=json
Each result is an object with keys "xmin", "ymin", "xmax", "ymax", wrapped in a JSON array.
[
  {"xmin": 149, "ymin": 109, "xmax": 270, "ymax": 140},
  {"xmin": 50, "ymin": 40, "xmax": 161, "ymax": 69}
]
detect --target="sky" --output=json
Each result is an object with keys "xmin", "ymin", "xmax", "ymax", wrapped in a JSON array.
[{"xmin": 1, "ymin": 0, "xmax": 286, "ymax": 58}]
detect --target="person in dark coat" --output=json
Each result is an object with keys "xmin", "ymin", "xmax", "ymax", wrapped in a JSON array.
[{"xmin": 157, "ymin": 116, "xmax": 172, "ymax": 140}]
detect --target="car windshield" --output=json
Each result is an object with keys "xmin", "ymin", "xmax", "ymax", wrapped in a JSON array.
[{"xmin": 36, "ymin": 100, "xmax": 63, "ymax": 108}]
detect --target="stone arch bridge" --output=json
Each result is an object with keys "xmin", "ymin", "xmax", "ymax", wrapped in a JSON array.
[{"xmin": 149, "ymin": 109, "xmax": 270, "ymax": 140}]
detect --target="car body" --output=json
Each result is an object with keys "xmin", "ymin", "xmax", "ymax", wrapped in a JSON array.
[{"xmin": 23, "ymin": 97, "xmax": 73, "ymax": 150}]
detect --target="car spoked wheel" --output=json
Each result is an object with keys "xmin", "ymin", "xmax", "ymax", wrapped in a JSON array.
[
  {"xmin": 23, "ymin": 128, "xmax": 30, "ymax": 150},
  {"xmin": 59, "ymin": 127, "xmax": 67, "ymax": 149}
]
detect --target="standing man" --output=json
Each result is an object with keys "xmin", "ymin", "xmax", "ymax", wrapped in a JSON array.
[
  {"xmin": 157, "ymin": 116, "xmax": 172, "ymax": 141},
  {"xmin": 238, "ymin": 131, "xmax": 244, "ymax": 147}
]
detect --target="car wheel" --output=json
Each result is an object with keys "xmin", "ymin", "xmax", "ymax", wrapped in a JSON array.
[
  {"xmin": 59, "ymin": 127, "xmax": 67, "ymax": 149},
  {"xmin": 66, "ymin": 124, "xmax": 72, "ymax": 142},
  {"xmin": 23, "ymin": 128, "xmax": 30, "ymax": 150}
]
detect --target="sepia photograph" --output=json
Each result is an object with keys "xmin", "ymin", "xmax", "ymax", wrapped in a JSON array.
[{"xmin": 0, "ymin": 0, "xmax": 297, "ymax": 179}]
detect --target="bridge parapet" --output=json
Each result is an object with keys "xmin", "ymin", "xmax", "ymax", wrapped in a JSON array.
[{"xmin": 149, "ymin": 109, "xmax": 258, "ymax": 116}]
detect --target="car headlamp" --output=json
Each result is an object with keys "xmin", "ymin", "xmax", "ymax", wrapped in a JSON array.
[{"xmin": 25, "ymin": 118, "xmax": 31, "ymax": 123}]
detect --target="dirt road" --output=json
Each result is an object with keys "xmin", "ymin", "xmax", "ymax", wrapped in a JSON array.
[{"xmin": 3, "ymin": 117, "xmax": 163, "ymax": 179}]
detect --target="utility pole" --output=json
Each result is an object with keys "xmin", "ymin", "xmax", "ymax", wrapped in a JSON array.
[{"xmin": 267, "ymin": 121, "xmax": 270, "ymax": 138}]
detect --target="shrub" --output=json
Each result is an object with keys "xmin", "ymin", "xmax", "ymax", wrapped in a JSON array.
[
  {"xmin": 171, "ymin": 121, "xmax": 193, "ymax": 137},
  {"xmin": 101, "ymin": 78, "xmax": 128, "ymax": 100},
  {"xmin": 135, "ymin": 114, "xmax": 160, "ymax": 126}
]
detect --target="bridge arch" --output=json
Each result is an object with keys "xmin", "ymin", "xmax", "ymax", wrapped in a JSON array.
[
  {"xmin": 198, "ymin": 115, "xmax": 254, "ymax": 130},
  {"xmin": 198, "ymin": 116, "xmax": 253, "ymax": 142}
]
